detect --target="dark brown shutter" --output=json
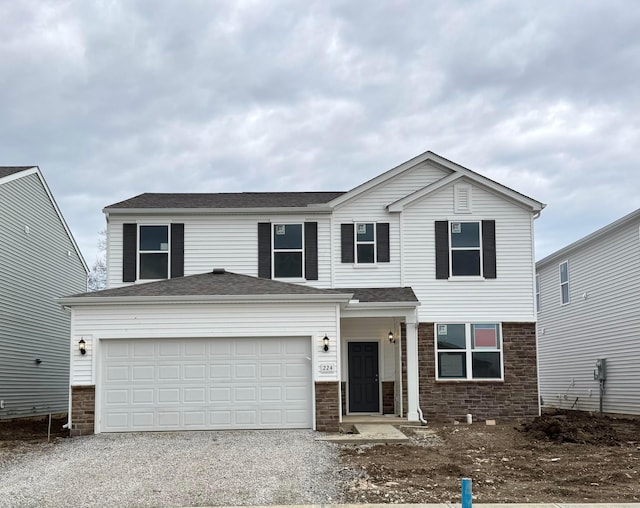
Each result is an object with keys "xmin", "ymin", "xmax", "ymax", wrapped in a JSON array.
[
  {"xmin": 376, "ymin": 223, "xmax": 390, "ymax": 263},
  {"xmin": 435, "ymin": 220, "xmax": 449, "ymax": 279},
  {"xmin": 482, "ymin": 219, "xmax": 497, "ymax": 279},
  {"xmin": 341, "ymin": 224, "xmax": 354, "ymax": 263},
  {"xmin": 170, "ymin": 223, "xmax": 184, "ymax": 278},
  {"xmin": 304, "ymin": 222, "xmax": 318, "ymax": 280},
  {"xmin": 258, "ymin": 222, "xmax": 271, "ymax": 279},
  {"xmin": 123, "ymin": 223, "xmax": 137, "ymax": 282}
]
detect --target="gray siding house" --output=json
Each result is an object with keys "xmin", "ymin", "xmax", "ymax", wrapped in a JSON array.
[
  {"xmin": 0, "ymin": 166, "xmax": 88, "ymax": 419},
  {"xmin": 536, "ymin": 208, "xmax": 640, "ymax": 416}
]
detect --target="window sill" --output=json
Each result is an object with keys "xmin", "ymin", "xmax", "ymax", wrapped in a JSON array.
[
  {"xmin": 447, "ymin": 276, "xmax": 485, "ymax": 281},
  {"xmin": 435, "ymin": 378, "xmax": 504, "ymax": 383},
  {"xmin": 273, "ymin": 277, "xmax": 308, "ymax": 284},
  {"xmin": 351, "ymin": 263, "xmax": 379, "ymax": 269}
]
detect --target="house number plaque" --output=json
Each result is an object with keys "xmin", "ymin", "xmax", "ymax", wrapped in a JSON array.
[{"xmin": 319, "ymin": 363, "xmax": 336, "ymax": 373}]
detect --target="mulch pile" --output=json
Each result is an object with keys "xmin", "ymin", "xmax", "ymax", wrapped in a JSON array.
[{"xmin": 520, "ymin": 410, "xmax": 622, "ymax": 445}]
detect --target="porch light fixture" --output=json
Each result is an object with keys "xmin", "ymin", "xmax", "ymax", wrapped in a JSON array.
[
  {"xmin": 323, "ymin": 335, "xmax": 330, "ymax": 352},
  {"xmin": 79, "ymin": 339, "xmax": 86, "ymax": 355},
  {"xmin": 388, "ymin": 331, "xmax": 396, "ymax": 344}
]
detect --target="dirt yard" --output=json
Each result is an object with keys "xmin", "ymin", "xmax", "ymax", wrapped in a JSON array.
[
  {"xmin": 341, "ymin": 410, "xmax": 640, "ymax": 504},
  {"xmin": 1, "ymin": 411, "xmax": 639, "ymax": 504}
]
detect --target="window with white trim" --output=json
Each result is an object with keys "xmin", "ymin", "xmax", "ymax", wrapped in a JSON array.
[
  {"xmin": 435, "ymin": 323, "xmax": 502, "ymax": 380},
  {"xmin": 355, "ymin": 223, "xmax": 375, "ymax": 263},
  {"xmin": 139, "ymin": 225, "xmax": 169, "ymax": 279},
  {"xmin": 560, "ymin": 261, "xmax": 569, "ymax": 304},
  {"xmin": 535, "ymin": 273, "xmax": 541, "ymax": 312},
  {"xmin": 273, "ymin": 223, "xmax": 304, "ymax": 278},
  {"xmin": 450, "ymin": 221, "xmax": 482, "ymax": 276}
]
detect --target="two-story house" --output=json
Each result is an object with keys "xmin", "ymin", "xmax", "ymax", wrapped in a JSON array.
[
  {"xmin": 1, "ymin": 166, "xmax": 87, "ymax": 420},
  {"xmin": 536, "ymin": 208, "xmax": 640, "ymax": 416},
  {"xmin": 60, "ymin": 151, "xmax": 544, "ymax": 436}
]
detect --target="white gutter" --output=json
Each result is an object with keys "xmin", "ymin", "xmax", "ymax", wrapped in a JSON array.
[
  {"xmin": 58, "ymin": 292, "xmax": 354, "ymax": 306},
  {"xmin": 103, "ymin": 205, "xmax": 335, "ymax": 216}
]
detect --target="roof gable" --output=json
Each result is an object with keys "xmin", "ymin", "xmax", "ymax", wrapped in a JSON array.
[
  {"xmin": 0, "ymin": 166, "xmax": 37, "ymax": 181},
  {"xmin": 330, "ymin": 151, "xmax": 544, "ymax": 213},
  {"xmin": 0, "ymin": 166, "xmax": 89, "ymax": 273}
]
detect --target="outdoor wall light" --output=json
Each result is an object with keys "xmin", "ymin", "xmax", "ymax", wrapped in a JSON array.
[
  {"xmin": 323, "ymin": 335, "xmax": 330, "ymax": 352},
  {"xmin": 388, "ymin": 331, "xmax": 396, "ymax": 344},
  {"xmin": 79, "ymin": 338, "xmax": 86, "ymax": 355}
]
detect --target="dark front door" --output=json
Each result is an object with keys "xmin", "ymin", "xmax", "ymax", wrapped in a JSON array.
[{"xmin": 348, "ymin": 341, "xmax": 380, "ymax": 413}]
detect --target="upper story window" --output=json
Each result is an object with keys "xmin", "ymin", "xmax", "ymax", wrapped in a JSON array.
[
  {"xmin": 560, "ymin": 260, "xmax": 569, "ymax": 304},
  {"xmin": 435, "ymin": 323, "xmax": 502, "ymax": 380},
  {"xmin": 356, "ymin": 223, "xmax": 375, "ymax": 263},
  {"xmin": 535, "ymin": 273, "xmax": 541, "ymax": 312},
  {"xmin": 139, "ymin": 225, "xmax": 169, "ymax": 279},
  {"xmin": 273, "ymin": 224, "xmax": 304, "ymax": 278},
  {"xmin": 435, "ymin": 220, "xmax": 496, "ymax": 280},
  {"xmin": 450, "ymin": 221, "xmax": 482, "ymax": 276}
]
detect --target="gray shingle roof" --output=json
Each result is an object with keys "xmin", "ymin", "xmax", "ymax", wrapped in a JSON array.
[
  {"xmin": 337, "ymin": 287, "xmax": 418, "ymax": 303},
  {"xmin": 105, "ymin": 191, "xmax": 346, "ymax": 210},
  {"xmin": 68, "ymin": 270, "xmax": 350, "ymax": 298},
  {"xmin": 0, "ymin": 166, "xmax": 36, "ymax": 179}
]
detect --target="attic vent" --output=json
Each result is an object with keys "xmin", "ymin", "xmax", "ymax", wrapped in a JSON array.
[
  {"xmin": 454, "ymin": 183, "xmax": 472, "ymax": 213},
  {"xmin": 212, "ymin": 268, "xmax": 226, "ymax": 274}
]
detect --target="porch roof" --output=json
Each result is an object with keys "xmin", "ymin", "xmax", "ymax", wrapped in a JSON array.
[{"xmin": 337, "ymin": 287, "xmax": 418, "ymax": 304}]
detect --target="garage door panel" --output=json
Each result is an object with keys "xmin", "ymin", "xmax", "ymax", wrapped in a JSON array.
[{"xmin": 101, "ymin": 337, "xmax": 312, "ymax": 432}]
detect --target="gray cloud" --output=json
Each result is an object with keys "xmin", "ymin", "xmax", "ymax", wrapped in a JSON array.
[{"xmin": 1, "ymin": 0, "xmax": 639, "ymax": 264}]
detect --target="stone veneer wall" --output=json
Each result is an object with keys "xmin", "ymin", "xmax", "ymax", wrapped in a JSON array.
[
  {"xmin": 417, "ymin": 322, "xmax": 539, "ymax": 421},
  {"xmin": 382, "ymin": 381, "xmax": 395, "ymax": 414},
  {"xmin": 70, "ymin": 385, "xmax": 95, "ymax": 437},
  {"xmin": 315, "ymin": 381, "xmax": 340, "ymax": 432}
]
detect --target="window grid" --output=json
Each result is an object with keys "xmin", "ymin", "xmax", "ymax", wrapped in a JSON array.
[{"xmin": 435, "ymin": 323, "xmax": 503, "ymax": 381}]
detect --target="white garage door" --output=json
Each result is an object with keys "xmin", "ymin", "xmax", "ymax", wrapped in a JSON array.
[{"xmin": 100, "ymin": 337, "xmax": 312, "ymax": 432}]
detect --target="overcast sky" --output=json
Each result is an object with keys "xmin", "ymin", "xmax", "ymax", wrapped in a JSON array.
[{"xmin": 2, "ymin": 1, "xmax": 639, "ymax": 267}]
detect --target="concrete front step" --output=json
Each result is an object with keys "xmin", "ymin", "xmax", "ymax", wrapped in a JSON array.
[{"xmin": 317, "ymin": 423, "xmax": 409, "ymax": 443}]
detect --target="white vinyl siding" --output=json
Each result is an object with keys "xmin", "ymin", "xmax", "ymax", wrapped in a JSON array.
[
  {"xmin": 332, "ymin": 161, "xmax": 447, "ymax": 286},
  {"xmin": 107, "ymin": 214, "xmax": 333, "ymax": 289},
  {"xmin": 0, "ymin": 172, "xmax": 87, "ymax": 419},
  {"xmin": 537, "ymin": 217, "xmax": 640, "ymax": 416},
  {"xmin": 403, "ymin": 182, "xmax": 537, "ymax": 322},
  {"xmin": 70, "ymin": 300, "xmax": 340, "ymax": 387}
]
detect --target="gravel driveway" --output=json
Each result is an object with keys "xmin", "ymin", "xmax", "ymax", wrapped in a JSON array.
[{"xmin": 0, "ymin": 430, "xmax": 350, "ymax": 508}]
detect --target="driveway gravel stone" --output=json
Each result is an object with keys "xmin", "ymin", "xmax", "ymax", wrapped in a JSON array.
[{"xmin": 0, "ymin": 430, "xmax": 350, "ymax": 508}]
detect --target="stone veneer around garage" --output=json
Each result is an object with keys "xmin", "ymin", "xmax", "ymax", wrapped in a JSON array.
[
  {"xmin": 314, "ymin": 381, "xmax": 340, "ymax": 432},
  {"xmin": 402, "ymin": 322, "xmax": 539, "ymax": 422},
  {"xmin": 70, "ymin": 385, "xmax": 95, "ymax": 436}
]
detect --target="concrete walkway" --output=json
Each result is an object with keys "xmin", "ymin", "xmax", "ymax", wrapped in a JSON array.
[{"xmin": 316, "ymin": 423, "xmax": 409, "ymax": 443}]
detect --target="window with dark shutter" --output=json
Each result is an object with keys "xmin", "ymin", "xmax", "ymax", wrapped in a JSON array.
[
  {"xmin": 122, "ymin": 223, "xmax": 137, "ymax": 282},
  {"xmin": 304, "ymin": 222, "xmax": 318, "ymax": 280},
  {"xmin": 376, "ymin": 223, "xmax": 390, "ymax": 263},
  {"xmin": 482, "ymin": 220, "xmax": 496, "ymax": 279},
  {"xmin": 257, "ymin": 222, "xmax": 271, "ymax": 279},
  {"xmin": 170, "ymin": 223, "xmax": 184, "ymax": 278},
  {"xmin": 435, "ymin": 221, "xmax": 449, "ymax": 279},
  {"xmin": 341, "ymin": 224, "xmax": 355, "ymax": 263}
]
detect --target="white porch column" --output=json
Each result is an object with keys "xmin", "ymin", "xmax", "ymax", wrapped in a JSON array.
[{"xmin": 405, "ymin": 319, "xmax": 419, "ymax": 421}]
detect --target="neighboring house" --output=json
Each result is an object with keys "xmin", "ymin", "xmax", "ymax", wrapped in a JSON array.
[
  {"xmin": 0, "ymin": 166, "xmax": 88, "ymax": 419},
  {"xmin": 536, "ymin": 208, "xmax": 640, "ymax": 416},
  {"xmin": 59, "ymin": 151, "xmax": 544, "ymax": 435}
]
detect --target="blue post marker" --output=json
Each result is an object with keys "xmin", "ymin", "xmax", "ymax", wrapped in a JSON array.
[{"xmin": 461, "ymin": 477, "xmax": 472, "ymax": 508}]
